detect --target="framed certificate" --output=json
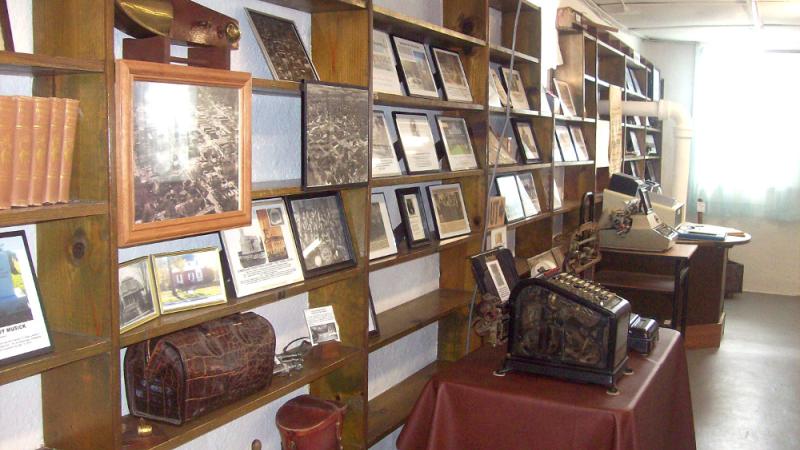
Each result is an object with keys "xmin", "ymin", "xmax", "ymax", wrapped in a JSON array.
[
  {"xmin": 511, "ymin": 120, "xmax": 541, "ymax": 163},
  {"xmin": 392, "ymin": 36, "xmax": 439, "ymax": 99},
  {"xmin": 555, "ymin": 124, "xmax": 578, "ymax": 161},
  {"xmin": 369, "ymin": 193, "xmax": 398, "ymax": 260},
  {"xmin": 393, "ymin": 113, "xmax": 440, "ymax": 173},
  {"xmin": 372, "ymin": 30, "xmax": 404, "ymax": 95},
  {"xmin": 501, "ymin": 67, "xmax": 531, "ymax": 110},
  {"xmin": 371, "ymin": 111, "xmax": 402, "ymax": 177},
  {"xmin": 427, "ymin": 183, "xmax": 471, "ymax": 239},
  {"xmin": 396, "ymin": 187, "xmax": 432, "ymax": 248},
  {"xmin": 495, "ymin": 175, "xmax": 524, "ymax": 223},
  {"xmin": 431, "ymin": 47, "xmax": 473, "ymax": 102},
  {"xmin": 436, "ymin": 116, "xmax": 478, "ymax": 171}
]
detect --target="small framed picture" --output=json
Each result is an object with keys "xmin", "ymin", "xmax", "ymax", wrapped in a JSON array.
[
  {"xmin": 151, "ymin": 248, "xmax": 227, "ymax": 314},
  {"xmin": 436, "ymin": 116, "xmax": 478, "ymax": 171},
  {"xmin": 470, "ymin": 248, "xmax": 518, "ymax": 303},
  {"xmin": 118, "ymin": 256, "xmax": 159, "ymax": 333},
  {"xmin": 555, "ymin": 124, "xmax": 578, "ymax": 161},
  {"xmin": 569, "ymin": 125, "xmax": 590, "ymax": 160},
  {"xmin": 511, "ymin": 120, "xmax": 541, "ymax": 163},
  {"xmin": 245, "ymin": 8, "xmax": 318, "ymax": 82},
  {"xmin": 528, "ymin": 249, "xmax": 560, "ymax": 278},
  {"xmin": 645, "ymin": 134, "xmax": 658, "ymax": 154},
  {"xmin": 372, "ymin": 30, "xmax": 404, "ymax": 96},
  {"xmin": 427, "ymin": 183, "xmax": 471, "ymax": 240},
  {"xmin": 368, "ymin": 291, "xmax": 380, "ymax": 337},
  {"xmin": 302, "ymin": 81, "xmax": 369, "ymax": 188},
  {"xmin": 115, "ymin": 60, "xmax": 252, "ymax": 246},
  {"xmin": 553, "ymin": 79, "xmax": 578, "ymax": 117},
  {"xmin": 0, "ymin": 231, "xmax": 52, "ymax": 365},
  {"xmin": 501, "ymin": 68, "xmax": 531, "ymax": 110},
  {"xmin": 304, "ymin": 305, "xmax": 340, "ymax": 346},
  {"xmin": 489, "ymin": 69, "xmax": 508, "ymax": 107},
  {"xmin": 627, "ymin": 129, "xmax": 642, "ymax": 156},
  {"xmin": 287, "ymin": 192, "xmax": 356, "ymax": 277},
  {"xmin": 395, "ymin": 187, "xmax": 432, "ymax": 248},
  {"xmin": 393, "ymin": 113, "xmax": 440, "ymax": 174},
  {"xmin": 372, "ymin": 111, "xmax": 403, "ymax": 178},
  {"xmin": 496, "ymin": 175, "xmax": 525, "ymax": 223},
  {"xmin": 392, "ymin": 36, "xmax": 439, "ymax": 99},
  {"xmin": 431, "ymin": 47, "xmax": 473, "ymax": 103},
  {"xmin": 515, "ymin": 172, "xmax": 541, "ymax": 217},
  {"xmin": 487, "ymin": 196, "xmax": 506, "ymax": 229},
  {"xmin": 487, "ymin": 226, "xmax": 508, "ymax": 250},
  {"xmin": 0, "ymin": 0, "xmax": 13, "ymax": 52},
  {"xmin": 488, "ymin": 129, "xmax": 518, "ymax": 166},
  {"xmin": 369, "ymin": 192, "xmax": 398, "ymax": 260}
]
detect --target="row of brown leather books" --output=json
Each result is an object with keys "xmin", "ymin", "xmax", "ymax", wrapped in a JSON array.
[{"xmin": 0, "ymin": 96, "xmax": 80, "ymax": 209}]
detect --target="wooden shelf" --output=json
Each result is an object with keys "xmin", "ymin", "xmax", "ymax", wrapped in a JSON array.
[
  {"xmin": 597, "ymin": 40, "xmax": 625, "ymax": 58},
  {"xmin": 626, "ymin": 91, "xmax": 649, "ymax": 101},
  {"xmin": 0, "ymin": 50, "xmax": 104, "ymax": 75},
  {"xmin": 369, "ymin": 289, "xmax": 472, "ymax": 352},
  {"xmin": 625, "ymin": 56, "xmax": 647, "ymax": 70},
  {"xmin": 374, "ymin": 92, "xmax": 484, "ymax": 111},
  {"xmin": 367, "ymin": 361, "xmax": 446, "ymax": 446},
  {"xmin": 489, "ymin": 0, "xmax": 541, "ymax": 12},
  {"xmin": 491, "ymin": 162, "xmax": 551, "ymax": 174},
  {"xmin": 552, "ymin": 200, "xmax": 581, "ymax": 215},
  {"xmin": 0, "ymin": 332, "xmax": 110, "ymax": 386},
  {"xmin": 370, "ymin": 233, "xmax": 481, "ymax": 271},
  {"xmin": 646, "ymin": 127, "xmax": 661, "ymax": 133},
  {"xmin": 373, "ymin": 6, "xmax": 486, "ymax": 49},
  {"xmin": 136, "ymin": 345, "xmax": 361, "ymax": 450},
  {"xmin": 252, "ymin": 179, "xmax": 303, "ymax": 199},
  {"xmin": 257, "ymin": 0, "xmax": 365, "ymax": 13},
  {"xmin": 489, "ymin": 106, "xmax": 540, "ymax": 117},
  {"xmin": 120, "ymin": 267, "xmax": 362, "ymax": 347},
  {"xmin": 624, "ymin": 123, "xmax": 645, "ymax": 130},
  {"xmin": 0, "ymin": 200, "xmax": 107, "ymax": 227},
  {"xmin": 488, "ymin": 44, "xmax": 540, "ymax": 65},
  {"xmin": 625, "ymin": 155, "xmax": 645, "ymax": 161},
  {"xmin": 507, "ymin": 212, "xmax": 551, "ymax": 230},
  {"xmin": 252, "ymin": 78, "xmax": 301, "ymax": 96},
  {"xmin": 554, "ymin": 115, "xmax": 585, "ymax": 123},
  {"xmin": 555, "ymin": 160, "xmax": 595, "ymax": 167},
  {"xmin": 371, "ymin": 169, "xmax": 484, "ymax": 188},
  {"xmin": 645, "ymin": 155, "xmax": 661, "ymax": 160}
]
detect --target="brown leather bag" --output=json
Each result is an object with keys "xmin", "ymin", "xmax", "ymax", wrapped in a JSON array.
[
  {"xmin": 124, "ymin": 312, "xmax": 276, "ymax": 425},
  {"xmin": 276, "ymin": 395, "xmax": 348, "ymax": 450}
]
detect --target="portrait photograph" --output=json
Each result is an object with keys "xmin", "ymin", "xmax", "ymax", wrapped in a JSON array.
[
  {"xmin": 490, "ymin": 69, "xmax": 508, "ymax": 107},
  {"xmin": 515, "ymin": 172, "xmax": 542, "ymax": 217},
  {"xmin": 393, "ymin": 113, "xmax": 440, "ymax": 173},
  {"xmin": 436, "ymin": 117, "xmax": 478, "ymax": 171},
  {"xmin": 287, "ymin": 193, "xmax": 356, "ymax": 277},
  {"xmin": 0, "ymin": 0, "xmax": 12, "ymax": 52},
  {"xmin": 488, "ymin": 129, "xmax": 518, "ymax": 166},
  {"xmin": 555, "ymin": 124, "xmax": 579, "ymax": 161},
  {"xmin": 372, "ymin": 111, "xmax": 403, "ymax": 178},
  {"xmin": 496, "ymin": 175, "xmax": 525, "ymax": 223},
  {"xmin": 118, "ymin": 257, "xmax": 159, "ymax": 333},
  {"xmin": 302, "ymin": 81, "xmax": 369, "ymax": 188},
  {"xmin": 395, "ymin": 187, "xmax": 431, "ymax": 248},
  {"xmin": 501, "ymin": 68, "xmax": 531, "ymax": 110},
  {"xmin": 245, "ymin": 8, "xmax": 318, "ymax": 82},
  {"xmin": 554, "ymin": 79, "xmax": 577, "ymax": 117},
  {"xmin": 151, "ymin": 248, "xmax": 227, "ymax": 314},
  {"xmin": 427, "ymin": 183, "xmax": 471, "ymax": 239},
  {"xmin": 369, "ymin": 193, "xmax": 398, "ymax": 260},
  {"xmin": 372, "ymin": 30, "xmax": 404, "ymax": 95},
  {"xmin": 569, "ymin": 125, "xmax": 591, "ymax": 160},
  {"xmin": 511, "ymin": 120, "xmax": 541, "ymax": 163},
  {"xmin": 116, "ymin": 60, "xmax": 252, "ymax": 246},
  {"xmin": 392, "ymin": 36, "xmax": 439, "ymax": 99},
  {"xmin": 431, "ymin": 47, "xmax": 473, "ymax": 103}
]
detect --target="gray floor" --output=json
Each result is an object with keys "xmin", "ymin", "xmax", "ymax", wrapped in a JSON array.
[{"xmin": 687, "ymin": 292, "xmax": 800, "ymax": 450}]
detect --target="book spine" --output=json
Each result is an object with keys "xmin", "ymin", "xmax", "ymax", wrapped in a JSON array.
[
  {"xmin": 0, "ymin": 97, "xmax": 14, "ymax": 209},
  {"xmin": 11, "ymin": 96, "xmax": 35, "ymax": 207},
  {"xmin": 28, "ymin": 97, "xmax": 52, "ymax": 206},
  {"xmin": 44, "ymin": 98, "xmax": 66, "ymax": 204},
  {"xmin": 57, "ymin": 99, "xmax": 80, "ymax": 204}
]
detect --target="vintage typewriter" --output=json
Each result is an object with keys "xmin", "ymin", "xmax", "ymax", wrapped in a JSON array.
[{"xmin": 503, "ymin": 273, "xmax": 631, "ymax": 387}]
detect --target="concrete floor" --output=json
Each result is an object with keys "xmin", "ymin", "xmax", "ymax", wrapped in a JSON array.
[{"xmin": 687, "ymin": 292, "xmax": 800, "ymax": 450}]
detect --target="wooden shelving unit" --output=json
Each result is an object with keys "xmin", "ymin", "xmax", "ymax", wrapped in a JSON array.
[{"xmin": 0, "ymin": 201, "xmax": 107, "ymax": 227}]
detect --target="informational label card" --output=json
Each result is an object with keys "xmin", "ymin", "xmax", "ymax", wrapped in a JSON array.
[
  {"xmin": 486, "ymin": 259, "xmax": 510, "ymax": 302},
  {"xmin": 304, "ymin": 305, "xmax": 341, "ymax": 345}
]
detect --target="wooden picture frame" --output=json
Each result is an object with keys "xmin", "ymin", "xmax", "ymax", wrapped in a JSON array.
[
  {"xmin": 511, "ymin": 119, "xmax": 542, "ymax": 163},
  {"xmin": 0, "ymin": 0, "xmax": 13, "ymax": 52},
  {"xmin": 392, "ymin": 36, "xmax": 439, "ymax": 99},
  {"xmin": 118, "ymin": 256, "xmax": 159, "ymax": 333},
  {"xmin": 436, "ymin": 116, "xmax": 478, "ymax": 171},
  {"xmin": 115, "ymin": 60, "xmax": 252, "ymax": 246},
  {"xmin": 245, "ymin": 8, "xmax": 319, "ymax": 82},
  {"xmin": 395, "ymin": 187, "xmax": 432, "ymax": 248},
  {"xmin": 431, "ymin": 47, "xmax": 473, "ymax": 103},
  {"xmin": 151, "ymin": 247, "xmax": 227, "ymax": 314},
  {"xmin": 392, "ymin": 112, "xmax": 440, "ymax": 174},
  {"xmin": 427, "ymin": 183, "xmax": 471, "ymax": 240},
  {"xmin": 369, "ymin": 192, "xmax": 398, "ymax": 260}
]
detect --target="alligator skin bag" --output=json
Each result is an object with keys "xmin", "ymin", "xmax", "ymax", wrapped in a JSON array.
[{"xmin": 124, "ymin": 312, "xmax": 276, "ymax": 425}]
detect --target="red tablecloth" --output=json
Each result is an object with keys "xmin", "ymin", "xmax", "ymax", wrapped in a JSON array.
[{"xmin": 397, "ymin": 329, "xmax": 695, "ymax": 450}]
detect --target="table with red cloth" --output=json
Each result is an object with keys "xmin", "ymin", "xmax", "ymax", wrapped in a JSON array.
[{"xmin": 397, "ymin": 328, "xmax": 694, "ymax": 450}]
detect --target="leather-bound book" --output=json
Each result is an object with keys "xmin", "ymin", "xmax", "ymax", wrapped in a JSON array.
[
  {"xmin": 57, "ymin": 99, "xmax": 80, "ymax": 203},
  {"xmin": 11, "ymin": 96, "xmax": 35, "ymax": 207},
  {"xmin": 44, "ymin": 98, "xmax": 66, "ymax": 204},
  {"xmin": 0, "ymin": 97, "xmax": 14, "ymax": 209},
  {"xmin": 28, "ymin": 97, "xmax": 52, "ymax": 206}
]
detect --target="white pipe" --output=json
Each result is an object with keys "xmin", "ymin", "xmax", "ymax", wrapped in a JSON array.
[{"xmin": 598, "ymin": 99, "xmax": 693, "ymax": 207}]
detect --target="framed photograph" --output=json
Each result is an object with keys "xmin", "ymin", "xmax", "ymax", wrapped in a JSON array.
[
  {"xmin": 304, "ymin": 306, "xmax": 340, "ymax": 345},
  {"xmin": 0, "ymin": 0, "xmax": 12, "ymax": 52},
  {"xmin": 436, "ymin": 117, "xmax": 478, "ymax": 171},
  {"xmin": 118, "ymin": 256, "xmax": 159, "ymax": 333},
  {"xmin": 245, "ymin": 8, "xmax": 318, "ymax": 82},
  {"xmin": 515, "ymin": 172, "xmax": 541, "ymax": 217},
  {"xmin": 528, "ymin": 249, "xmax": 560, "ymax": 277},
  {"xmin": 151, "ymin": 247, "xmax": 227, "ymax": 314},
  {"xmin": 427, "ymin": 184, "xmax": 471, "ymax": 239},
  {"xmin": 569, "ymin": 125, "xmax": 590, "ymax": 160},
  {"xmin": 431, "ymin": 47, "xmax": 473, "ymax": 103},
  {"xmin": 500, "ymin": 68, "xmax": 531, "ymax": 110},
  {"xmin": 496, "ymin": 175, "xmax": 524, "ymax": 223},
  {"xmin": 287, "ymin": 192, "xmax": 356, "ymax": 277},
  {"xmin": 369, "ymin": 193, "xmax": 398, "ymax": 260},
  {"xmin": 302, "ymin": 81, "xmax": 369, "ymax": 188},
  {"xmin": 555, "ymin": 124, "xmax": 578, "ymax": 161},
  {"xmin": 511, "ymin": 120, "xmax": 541, "ymax": 163},
  {"xmin": 368, "ymin": 291, "xmax": 379, "ymax": 337},
  {"xmin": 372, "ymin": 30, "xmax": 404, "ymax": 95},
  {"xmin": 220, "ymin": 198, "xmax": 304, "ymax": 298},
  {"xmin": 488, "ymin": 226, "xmax": 508, "ymax": 250},
  {"xmin": 470, "ymin": 248, "xmax": 518, "ymax": 303},
  {"xmin": 0, "ymin": 231, "xmax": 51, "ymax": 365},
  {"xmin": 489, "ymin": 69, "xmax": 508, "ymax": 107},
  {"xmin": 645, "ymin": 134, "xmax": 658, "ymax": 154},
  {"xmin": 627, "ymin": 129, "xmax": 642, "ymax": 156},
  {"xmin": 392, "ymin": 36, "xmax": 439, "ymax": 99},
  {"xmin": 554, "ymin": 79, "xmax": 577, "ymax": 117},
  {"xmin": 487, "ymin": 196, "xmax": 506, "ymax": 229},
  {"xmin": 115, "ymin": 60, "xmax": 252, "ymax": 246},
  {"xmin": 372, "ymin": 111, "xmax": 402, "ymax": 178},
  {"xmin": 488, "ymin": 129, "xmax": 517, "ymax": 166},
  {"xmin": 393, "ymin": 113, "xmax": 440, "ymax": 174},
  {"xmin": 395, "ymin": 187, "xmax": 431, "ymax": 248},
  {"xmin": 553, "ymin": 173, "xmax": 565, "ymax": 210}
]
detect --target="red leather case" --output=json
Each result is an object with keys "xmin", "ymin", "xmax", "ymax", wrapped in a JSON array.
[{"xmin": 276, "ymin": 394, "xmax": 348, "ymax": 450}]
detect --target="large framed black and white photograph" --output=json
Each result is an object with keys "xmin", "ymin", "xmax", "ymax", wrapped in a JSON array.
[
  {"xmin": 436, "ymin": 117, "xmax": 478, "ymax": 171},
  {"xmin": 496, "ymin": 175, "xmax": 525, "ymax": 223},
  {"xmin": 116, "ymin": 60, "xmax": 252, "ymax": 246},
  {"xmin": 501, "ymin": 67, "xmax": 531, "ymax": 110},
  {"xmin": 287, "ymin": 192, "xmax": 356, "ymax": 277},
  {"xmin": 372, "ymin": 30, "xmax": 404, "ymax": 96},
  {"xmin": 245, "ymin": 8, "xmax": 318, "ymax": 82},
  {"xmin": 151, "ymin": 248, "xmax": 227, "ymax": 314},
  {"xmin": 395, "ymin": 187, "xmax": 431, "ymax": 248},
  {"xmin": 0, "ymin": 231, "xmax": 51, "ymax": 365},
  {"xmin": 302, "ymin": 81, "xmax": 369, "ymax": 188},
  {"xmin": 431, "ymin": 47, "xmax": 473, "ymax": 103},
  {"xmin": 393, "ymin": 113, "xmax": 440, "ymax": 174},
  {"xmin": 118, "ymin": 256, "xmax": 159, "ymax": 333},
  {"xmin": 427, "ymin": 183, "xmax": 471, "ymax": 239},
  {"xmin": 392, "ymin": 36, "xmax": 439, "ymax": 99},
  {"xmin": 372, "ymin": 111, "xmax": 402, "ymax": 178},
  {"xmin": 369, "ymin": 193, "xmax": 398, "ymax": 260},
  {"xmin": 511, "ymin": 120, "xmax": 541, "ymax": 163}
]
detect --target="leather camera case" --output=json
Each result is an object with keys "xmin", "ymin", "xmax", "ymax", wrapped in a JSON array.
[
  {"xmin": 124, "ymin": 312, "xmax": 276, "ymax": 425},
  {"xmin": 276, "ymin": 394, "xmax": 348, "ymax": 450}
]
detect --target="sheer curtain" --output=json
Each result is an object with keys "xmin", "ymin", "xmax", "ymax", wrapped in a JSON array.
[{"xmin": 690, "ymin": 45, "xmax": 800, "ymax": 221}]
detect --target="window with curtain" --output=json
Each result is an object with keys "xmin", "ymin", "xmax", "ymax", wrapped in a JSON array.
[{"xmin": 691, "ymin": 45, "xmax": 800, "ymax": 221}]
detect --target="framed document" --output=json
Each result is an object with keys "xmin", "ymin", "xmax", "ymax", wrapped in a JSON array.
[
  {"xmin": 220, "ymin": 198, "xmax": 304, "ymax": 297},
  {"xmin": 392, "ymin": 36, "xmax": 439, "ymax": 99},
  {"xmin": 496, "ymin": 175, "xmax": 524, "ymax": 222},
  {"xmin": 0, "ymin": 231, "xmax": 52, "ymax": 365},
  {"xmin": 371, "ymin": 111, "xmax": 402, "ymax": 177},
  {"xmin": 427, "ymin": 184, "xmax": 471, "ymax": 239},
  {"xmin": 501, "ymin": 68, "xmax": 531, "ymax": 110},
  {"xmin": 369, "ymin": 193, "xmax": 398, "ymax": 260},
  {"xmin": 0, "ymin": 0, "xmax": 12, "ymax": 52},
  {"xmin": 436, "ymin": 117, "xmax": 478, "ymax": 171},
  {"xmin": 555, "ymin": 124, "xmax": 578, "ymax": 161},
  {"xmin": 515, "ymin": 172, "xmax": 541, "ymax": 217},
  {"xmin": 245, "ymin": 8, "xmax": 318, "ymax": 82},
  {"xmin": 569, "ymin": 125, "xmax": 590, "ymax": 160},
  {"xmin": 151, "ymin": 248, "xmax": 227, "ymax": 314},
  {"xmin": 372, "ymin": 30, "xmax": 404, "ymax": 95},
  {"xmin": 488, "ymin": 130, "xmax": 518, "ymax": 166},
  {"xmin": 395, "ymin": 187, "xmax": 431, "ymax": 247},
  {"xmin": 118, "ymin": 256, "xmax": 159, "ymax": 333},
  {"xmin": 645, "ymin": 134, "xmax": 658, "ymax": 154},
  {"xmin": 554, "ymin": 79, "xmax": 578, "ymax": 117},
  {"xmin": 627, "ymin": 129, "xmax": 641, "ymax": 156},
  {"xmin": 487, "ymin": 196, "xmax": 506, "ymax": 229},
  {"xmin": 470, "ymin": 248, "xmax": 518, "ymax": 303},
  {"xmin": 489, "ymin": 69, "xmax": 508, "ymax": 107},
  {"xmin": 302, "ymin": 81, "xmax": 369, "ymax": 189},
  {"xmin": 511, "ymin": 120, "xmax": 541, "ymax": 163},
  {"xmin": 431, "ymin": 48, "xmax": 473, "ymax": 103},
  {"xmin": 393, "ymin": 113, "xmax": 440, "ymax": 173},
  {"xmin": 287, "ymin": 192, "xmax": 356, "ymax": 277}
]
